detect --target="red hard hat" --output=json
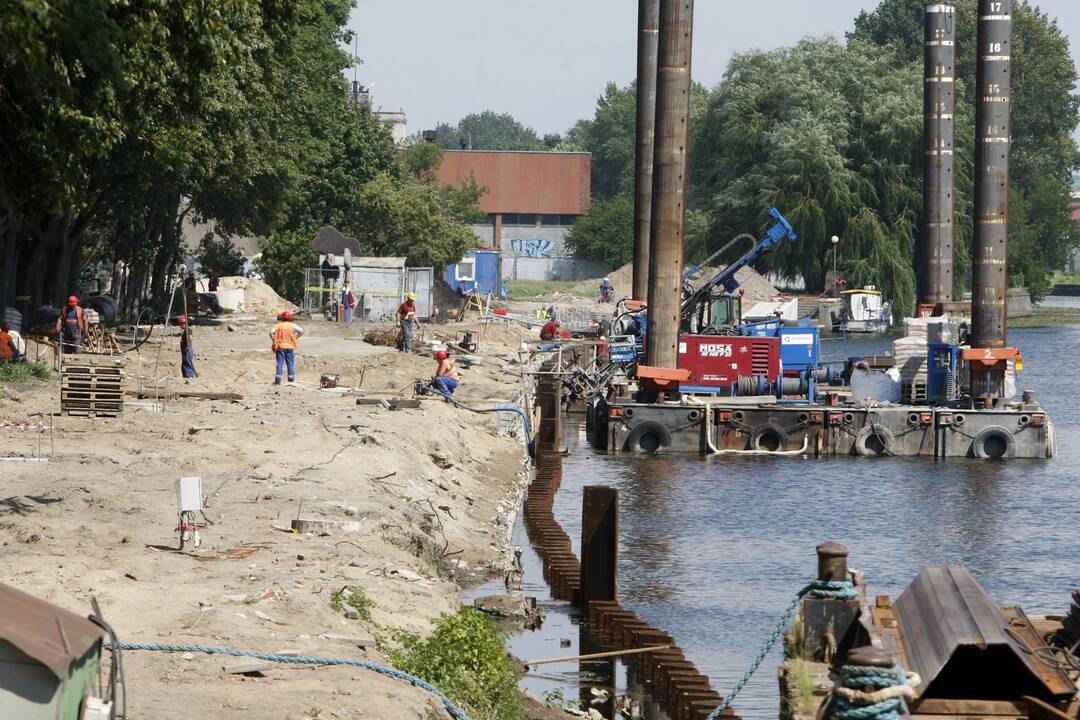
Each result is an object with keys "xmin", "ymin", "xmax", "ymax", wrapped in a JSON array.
[
  {"xmin": 1, "ymin": 322, "xmax": 10, "ymax": 332},
  {"xmin": 177, "ymin": 315, "xmax": 187, "ymax": 326},
  {"xmin": 68, "ymin": 295, "xmax": 78, "ymax": 306},
  {"xmin": 435, "ymin": 350, "xmax": 448, "ymax": 360},
  {"xmin": 280, "ymin": 310, "xmax": 292, "ymax": 321}
]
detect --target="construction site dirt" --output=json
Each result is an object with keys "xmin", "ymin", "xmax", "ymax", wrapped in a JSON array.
[{"xmin": 0, "ymin": 316, "xmax": 555, "ymax": 719}]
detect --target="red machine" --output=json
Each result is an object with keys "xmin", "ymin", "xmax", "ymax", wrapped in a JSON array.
[{"xmin": 677, "ymin": 335, "xmax": 780, "ymax": 393}]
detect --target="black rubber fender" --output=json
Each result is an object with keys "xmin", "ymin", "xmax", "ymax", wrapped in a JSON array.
[
  {"xmin": 972, "ymin": 425, "xmax": 1016, "ymax": 460},
  {"xmin": 83, "ymin": 295, "xmax": 119, "ymax": 324},
  {"xmin": 590, "ymin": 398, "xmax": 610, "ymax": 451},
  {"xmin": 751, "ymin": 423, "xmax": 789, "ymax": 452},
  {"xmin": 854, "ymin": 424, "xmax": 895, "ymax": 457},
  {"xmin": 624, "ymin": 420, "xmax": 671, "ymax": 454}
]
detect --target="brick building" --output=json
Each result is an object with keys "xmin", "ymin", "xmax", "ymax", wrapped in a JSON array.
[{"xmin": 435, "ymin": 150, "xmax": 609, "ymax": 281}]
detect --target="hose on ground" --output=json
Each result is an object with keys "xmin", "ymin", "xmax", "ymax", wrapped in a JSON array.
[
  {"xmin": 104, "ymin": 640, "xmax": 471, "ymax": 720},
  {"xmin": 426, "ymin": 385, "xmax": 534, "ymax": 450}
]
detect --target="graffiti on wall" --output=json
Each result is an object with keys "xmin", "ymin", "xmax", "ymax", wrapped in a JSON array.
[{"xmin": 510, "ymin": 238, "xmax": 554, "ymax": 257}]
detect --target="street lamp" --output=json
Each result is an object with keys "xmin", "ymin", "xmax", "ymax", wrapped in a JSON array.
[{"xmin": 830, "ymin": 235, "xmax": 840, "ymax": 295}]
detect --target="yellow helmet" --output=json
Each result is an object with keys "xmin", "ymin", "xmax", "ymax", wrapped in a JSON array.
[{"xmin": 407, "ymin": 292, "xmax": 416, "ymax": 301}]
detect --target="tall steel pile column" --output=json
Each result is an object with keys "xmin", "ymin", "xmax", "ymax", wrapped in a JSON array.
[
  {"xmin": 632, "ymin": 0, "xmax": 660, "ymax": 301},
  {"xmin": 921, "ymin": 3, "xmax": 957, "ymax": 307},
  {"xmin": 645, "ymin": 0, "xmax": 694, "ymax": 370},
  {"xmin": 970, "ymin": 0, "xmax": 1013, "ymax": 398}
]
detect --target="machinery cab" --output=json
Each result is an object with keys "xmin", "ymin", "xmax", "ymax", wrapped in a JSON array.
[{"xmin": 683, "ymin": 292, "xmax": 743, "ymax": 335}]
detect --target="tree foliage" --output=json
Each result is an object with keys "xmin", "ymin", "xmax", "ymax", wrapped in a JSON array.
[
  {"xmin": 432, "ymin": 110, "xmax": 547, "ymax": 151},
  {"xmin": 565, "ymin": 195, "xmax": 635, "ymax": 266}
]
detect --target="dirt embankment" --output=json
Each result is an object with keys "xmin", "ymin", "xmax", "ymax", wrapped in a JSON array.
[{"xmin": 0, "ymin": 316, "xmax": 542, "ymax": 719}]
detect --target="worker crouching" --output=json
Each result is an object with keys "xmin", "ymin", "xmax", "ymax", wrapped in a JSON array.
[
  {"xmin": 270, "ymin": 310, "xmax": 304, "ymax": 385},
  {"xmin": 432, "ymin": 350, "xmax": 460, "ymax": 396},
  {"xmin": 0, "ymin": 322, "xmax": 19, "ymax": 363}
]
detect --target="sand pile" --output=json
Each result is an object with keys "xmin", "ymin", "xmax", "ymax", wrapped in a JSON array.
[
  {"xmin": 200, "ymin": 276, "xmax": 292, "ymax": 312},
  {"xmin": 577, "ymin": 262, "xmax": 779, "ymax": 302}
]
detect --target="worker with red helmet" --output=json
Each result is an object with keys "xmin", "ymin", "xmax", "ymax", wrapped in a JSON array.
[
  {"xmin": 55, "ymin": 295, "xmax": 88, "ymax": 354},
  {"xmin": 270, "ymin": 310, "xmax": 304, "ymax": 385},
  {"xmin": 432, "ymin": 349, "xmax": 460, "ymax": 395},
  {"xmin": 0, "ymin": 322, "xmax": 19, "ymax": 363},
  {"xmin": 177, "ymin": 316, "xmax": 197, "ymax": 379}
]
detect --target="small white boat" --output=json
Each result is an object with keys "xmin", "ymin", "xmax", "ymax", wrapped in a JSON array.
[{"xmin": 832, "ymin": 286, "xmax": 891, "ymax": 333}]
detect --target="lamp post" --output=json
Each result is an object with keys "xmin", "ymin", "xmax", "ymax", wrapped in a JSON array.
[{"xmin": 830, "ymin": 235, "xmax": 840, "ymax": 297}]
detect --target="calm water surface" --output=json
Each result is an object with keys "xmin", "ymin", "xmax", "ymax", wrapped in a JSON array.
[{"xmin": 480, "ymin": 320, "xmax": 1080, "ymax": 719}]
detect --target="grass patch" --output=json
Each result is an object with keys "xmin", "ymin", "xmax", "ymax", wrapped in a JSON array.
[
  {"xmin": 0, "ymin": 362, "xmax": 51, "ymax": 383},
  {"xmin": 505, "ymin": 280, "xmax": 581, "ymax": 301},
  {"xmin": 388, "ymin": 607, "xmax": 522, "ymax": 720},
  {"xmin": 1011, "ymin": 305, "xmax": 1080, "ymax": 328},
  {"xmin": 329, "ymin": 585, "xmax": 375, "ymax": 623},
  {"xmin": 791, "ymin": 659, "xmax": 819, "ymax": 716}
]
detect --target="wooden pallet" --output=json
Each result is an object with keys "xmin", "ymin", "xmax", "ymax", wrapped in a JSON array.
[
  {"xmin": 902, "ymin": 381, "xmax": 928, "ymax": 404},
  {"xmin": 60, "ymin": 354, "xmax": 126, "ymax": 417}
]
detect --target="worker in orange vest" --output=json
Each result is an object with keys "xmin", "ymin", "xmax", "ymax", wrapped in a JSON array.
[
  {"xmin": 0, "ymin": 322, "xmax": 18, "ymax": 363},
  {"xmin": 270, "ymin": 310, "xmax": 304, "ymax": 385},
  {"xmin": 55, "ymin": 295, "xmax": 88, "ymax": 354}
]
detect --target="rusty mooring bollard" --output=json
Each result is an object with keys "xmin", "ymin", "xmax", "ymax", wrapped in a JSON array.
[
  {"xmin": 844, "ymin": 645, "xmax": 893, "ymax": 669},
  {"xmin": 816, "ymin": 542, "xmax": 849, "ymax": 583}
]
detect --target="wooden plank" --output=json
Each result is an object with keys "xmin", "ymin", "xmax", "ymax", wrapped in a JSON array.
[
  {"xmin": 912, "ymin": 699, "xmax": 1027, "ymax": 716},
  {"xmin": 1023, "ymin": 697, "xmax": 1075, "ymax": 720},
  {"xmin": 62, "ymin": 392, "xmax": 123, "ymax": 400}
]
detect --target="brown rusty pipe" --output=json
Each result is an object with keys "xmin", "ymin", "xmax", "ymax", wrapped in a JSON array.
[
  {"xmin": 645, "ymin": 0, "xmax": 694, "ymax": 371},
  {"xmin": 921, "ymin": 2, "xmax": 957, "ymax": 306},
  {"xmin": 970, "ymin": 0, "xmax": 1013, "ymax": 398},
  {"xmin": 633, "ymin": 0, "xmax": 660, "ymax": 301}
]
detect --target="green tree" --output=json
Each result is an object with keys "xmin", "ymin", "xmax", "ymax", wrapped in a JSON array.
[
  {"xmin": 353, "ymin": 173, "xmax": 477, "ymax": 268},
  {"xmin": 256, "ymin": 230, "xmax": 317, "ymax": 303},
  {"xmin": 432, "ymin": 110, "xmax": 545, "ymax": 151},
  {"xmin": 195, "ymin": 234, "xmax": 246, "ymax": 277},
  {"xmin": 690, "ymin": 38, "xmax": 923, "ymax": 317},
  {"xmin": 565, "ymin": 195, "xmax": 634, "ymax": 266}
]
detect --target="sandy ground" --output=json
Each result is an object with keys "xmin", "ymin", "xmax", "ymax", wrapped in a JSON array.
[{"xmin": 0, "ymin": 315, "xmax": 553, "ymax": 719}]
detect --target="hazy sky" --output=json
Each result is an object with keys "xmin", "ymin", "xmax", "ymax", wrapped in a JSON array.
[{"xmin": 350, "ymin": 0, "xmax": 1080, "ymax": 137}]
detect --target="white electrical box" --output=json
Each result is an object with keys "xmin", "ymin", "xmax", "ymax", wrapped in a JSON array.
[{"xmin": 177, "ymin": 476, "xmax": 203, "ymax": 513}]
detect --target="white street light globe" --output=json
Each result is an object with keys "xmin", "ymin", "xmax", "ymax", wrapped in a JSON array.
[{"xmin": 831, "ymin": 235, "xmax": 840, "ymax": 245}]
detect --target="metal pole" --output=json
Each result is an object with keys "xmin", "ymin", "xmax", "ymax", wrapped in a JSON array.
[
  {"xmin": 921, "ymin": 2, "xmax": 958, "ymax": 307},
  {"xmin": 645, "ymin": 0, "xmax": 694, "ymax": 370},
  {"xmin": 632, "ymin": 0, "xmax": 660, "ymax": 301},
  {"xmin": 970, "ymin": 0, "xmax": 1012, "ymax": 398}
]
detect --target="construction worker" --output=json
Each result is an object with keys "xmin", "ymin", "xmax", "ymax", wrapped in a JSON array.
[
  {"xmin": 184, "ymin": 270, "xmax": 199, "ymax": 316},
  {"xmin": 208, "ymin": 271, "xmax": 220, "ymax": 292},
  {"xmin": 539, "ymin": 318, "xmax": 560, "ymax": 341},
  {"xmin": 0, "ymin": 322, "xmax": 18, "ymax": 363},
  {"xmin": 432, "ymin": 349, "xmax": 460, "ymax": 395},
  {"xmin": 599, "ymin": 277, "xmax": 614, "ymax": 303},
  {"xmin": 178, "ymin": 316, "xmax": 196, "ymax": 379},
  {"xmin": 270, "ymin": 310, "xmax": 304, "ymax": 385},
  {"xmin": 398, "ymin": 292, "xmax": 418, "ymax": 352},
  {"xmin": 56, "ymin": 296, "xmax": 88, "ymax": 354}
]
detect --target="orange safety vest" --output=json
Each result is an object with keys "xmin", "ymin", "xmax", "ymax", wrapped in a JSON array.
[
  {"xmin": 0, "ymin": 331, "xmax": 12, "ymax": 360},
  {"xmin": 272, "ymin": 322, "xmax": 298, "ymax": 351}
]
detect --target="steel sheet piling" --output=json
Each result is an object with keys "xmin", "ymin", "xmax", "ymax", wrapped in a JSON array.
[
  {"xmin": 633, "ymin": 0, "xmax": 660, "ymax": 301},
  {"xmin": 645, "ymin": 0, "xmax": 694, "ymax": 371},
  {"xmin": 971, "ymin": 0, "xmax": 1013, "ymax": 398},
  {"xmin": 580, "ymin": 487, "xmax": 619, "ymax": 608},
  {"xmin": 922, "ymin": 2, "xmax": 958, "ymax": 306}
]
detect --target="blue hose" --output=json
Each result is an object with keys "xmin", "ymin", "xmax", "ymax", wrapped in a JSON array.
[
  {"xmin": 427, "ymin": 386, "xmax": 534, "ymax": 450},
  {"xmin": 105, "ymin": 640, "xmax": 472, "ymax": 720}
]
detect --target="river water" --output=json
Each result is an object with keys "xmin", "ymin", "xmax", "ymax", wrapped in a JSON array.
[{"xmin": 474, "ymin": 315, "xmax": 1080, "ymax": 719}]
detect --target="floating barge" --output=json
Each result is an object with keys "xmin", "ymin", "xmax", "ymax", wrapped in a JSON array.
[{"xmin": 588, "ymin": 396, "xmax": 1054, "ymax": 459}]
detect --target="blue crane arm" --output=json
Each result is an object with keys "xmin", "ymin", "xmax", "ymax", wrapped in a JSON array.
[{"xmin": 680, "ymin": 208, "xmax": 797, "ymax": 316}]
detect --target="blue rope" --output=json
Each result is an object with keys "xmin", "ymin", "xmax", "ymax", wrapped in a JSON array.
[
  {"xmin": 824, "ymin": 664, "xmax": 911, "ymax": 720},
  {"xmin": 704, "ymin": 580, "xmax": 858, "ymax": 720},
  {"xmin": 104, "ymin": 640, "xmax": 472, "ymax": 720}
]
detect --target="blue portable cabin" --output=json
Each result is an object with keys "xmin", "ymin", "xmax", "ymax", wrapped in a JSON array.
[{"xmin": 445, "ymin": 249, "xmax": 503, "ymax": 298}]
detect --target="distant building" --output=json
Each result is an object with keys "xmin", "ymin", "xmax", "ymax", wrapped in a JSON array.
[
  {"xmin": 435, "ymin": 150, "xmax": 609, "ymax": 282},
  {"xmin": 375, "ymin": 110, "xmax": 407, "ymax": 145}
]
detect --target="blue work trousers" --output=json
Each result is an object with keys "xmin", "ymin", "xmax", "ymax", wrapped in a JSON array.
[
  {"xmin": 274, "ymin": 349, "xmax": 296, "ymax": 384},
  {"xmin": 400, "ymin": 320, "xmax": 414, "ymax": 352},
  {"xmin": 181, "ymin": 346, "xmax": 197, "ymax": 378},
  {"xmin": 433, "ymin": 376, "xmax": 459, "ymax": 395}
]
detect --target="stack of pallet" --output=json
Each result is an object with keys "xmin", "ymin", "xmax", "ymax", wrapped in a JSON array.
[
  {"xmin": 60, "ymin": 354, "xmax": 125, "ymax": 417},
  {"xmin": 1054, "ymin": 589, "xmax": 1080, "ymax": 651}
]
